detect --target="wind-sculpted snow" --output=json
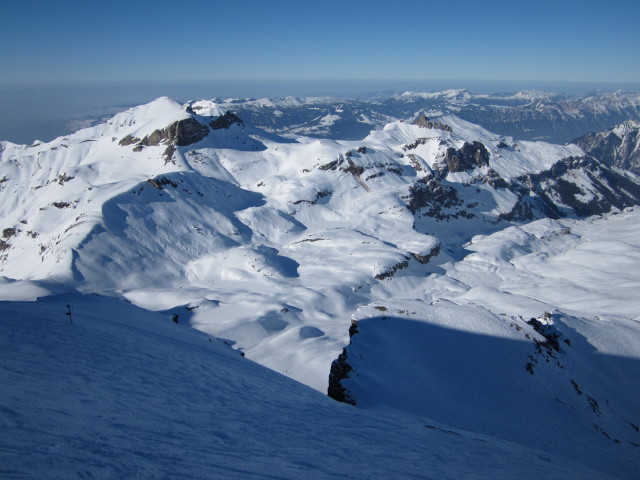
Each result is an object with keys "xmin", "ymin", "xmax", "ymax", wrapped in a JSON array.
[
  {"xmin": 424, "ymin": 208, "xmax": 640, "ymax": 321},
  {"xmin": 2, "ymin": 96, "xmax": 640, "ymax": 478}
]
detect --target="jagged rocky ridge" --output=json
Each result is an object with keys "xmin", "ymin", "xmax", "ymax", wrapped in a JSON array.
[{"xmin": 574, "ymin": 120, "xmax": 640, "ymax": 174}]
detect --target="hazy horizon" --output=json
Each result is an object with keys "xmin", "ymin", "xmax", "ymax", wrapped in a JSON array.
[{"xmin": 2, "ymin": 78, "xmax": 640, "ymax": 145}]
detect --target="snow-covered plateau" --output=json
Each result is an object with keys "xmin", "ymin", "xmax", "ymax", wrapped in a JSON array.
[{"xmin": 2, "ymin": 95, "xmax": 640, "ymax": 478}]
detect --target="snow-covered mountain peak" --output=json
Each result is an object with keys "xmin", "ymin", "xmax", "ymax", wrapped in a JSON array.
[
  {"xmin": 108, "ymin": 96, "xmax": 189, "ymax": 135},
  {"xmin": 368, "ymin": 113, "xmax": 585, "ymax": 182},
  {"xmin": 189, "ymin": 99, "xmax": 226, "ymax": 117}
]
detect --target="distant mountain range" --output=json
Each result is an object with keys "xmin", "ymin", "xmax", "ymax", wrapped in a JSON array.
[{"xmin": 211, "ymin": 89, "xmax": 640, "ymax": 144}]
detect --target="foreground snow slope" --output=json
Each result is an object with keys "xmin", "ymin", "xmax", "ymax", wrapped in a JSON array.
[
  {"xmin": 0, "ymin": 294, "xmax": 610, "ymax": 480},
  {"xmin": 335, "ymin": 302, "xmax": 640, "ymax": 479}
]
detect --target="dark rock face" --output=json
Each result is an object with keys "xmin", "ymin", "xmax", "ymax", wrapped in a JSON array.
[
  {"xmin": 443, "ymin": 141, "xmax": 490, "ymax": 173},
  {"xmin": 292, "ymin": 189, "xmax": 333, "ymax": 205},
  {"xmin": 574, "ymin": 121, "xmax": 640, "ymax": 174},
  {"xmin": 412, "ymin": 114, "xmax": 452, "ymax": 132},
  {"xmin": 209, "ymin": 112, "xmax": 244, "ymax": 130},
  {"xmin": 375, "ymin": 257, "xmax": 410, "ymax": 280},
  {"xmin": 327, "ymin": 320, "xmax": 359, "ymax": 404},
  {"xmin": 119, "ymin": 117, "xmax": 210, "ymax": 163},
  {"xmin": 577, "ymin": 131, "xmax": 622, "ymax": 162},
  {"xmin": 319, "ymin": 157, "xmax": 344, "ymax": 171},
  {"xmin": 120, "ymin": 118, "xmax": 209, "ymax": 150},
  {"xmin": 545, "ymin": 156, "xmax": 640, "ymax": 216},
  {"xmin": 161, "ymin": 145, "xmax": 176, "ymax": 164},
  {"xmin": 118, "ymin": 135, "xmax": 139, "ymax": 146},
  {"xmin": 143, "ymin": 117, "xmax": 209, "ymax": 147},
  {"xmin": 406, "ymin": 154, "xmax": 425, "ymax": 173},
  {"xmin": 498, "ymin": 191, "xmax": 560, "ymax": 222},
  {"xmin": 479, "ymin": 168, "xmax": 509, "ymax": 189},
  {"xmin": 0, "ymin": 228, "xmax": 14, "ymax": 253},
  {"xmin": 318, "ymin": 153, "xmax": 405, "ymax": 185},
  {"xmin": 405, "ymin": 178, "xmax": 468, "ymax": 220},
  {"xmin": 412, "ymin": 243, "xmax": 440, "ymax": 264},
  {"xmin": 403, "ymin": 138, "xmax": 429, "ymax": 151},
  {"xmin": 342, "ymin": 158, "xmax": 365, "ymax": 177},
  {"xmin": 147, "ymin": 176, "xmax": 178, "ymax": 190}
]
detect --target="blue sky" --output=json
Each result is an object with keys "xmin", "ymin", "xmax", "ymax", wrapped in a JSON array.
[{"xmin": 2, "ymin": 0, "xmax": 639, "ymax": 85}]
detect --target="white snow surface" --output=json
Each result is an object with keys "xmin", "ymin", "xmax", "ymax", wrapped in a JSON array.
[
  {"xmin": 2, "ymin": 97, "xmax": 640, "ymax": 478},
  {"xmin": 344, "ymin": 299, "xmax": 640, "ymax": 479},
  {"xmin": 1, "ymin": 294, "xmax": 613, "ymax": 479}
]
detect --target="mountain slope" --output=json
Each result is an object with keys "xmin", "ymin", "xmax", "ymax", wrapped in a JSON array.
[
  {"xmin": 2, "ymin": 293, "xmax": 617, "ymax": 480},
  {"xmin": 330, "ymin": 208, "xmax": 640, "ymax": 479},
  {"xmin": 331, "ymin": 302, "xmax": 640, "ymax": 480}
]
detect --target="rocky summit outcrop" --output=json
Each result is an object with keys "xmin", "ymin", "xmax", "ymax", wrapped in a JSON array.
[
  {"xmin": 412, "ymin": 114, "xmax": 452, "ymax": 132},
  {"xmin": 119, "ymin": 116, "xmax": 210, "ymax": 162},
  {"xmin": 121, "ymin": 117, "xmax": 210, "ymax": 148},
  {"xmin": 404, "ymin": 178, "xmax": 468, "ymax": 220},
  {"xmin": 574, "ymin": 120, "xmax": 640, "ymax": 175},
  {"xmin": 146, "ymin": 117, "xmax": 210, "ymax": 147},
  {"xmin": 209, "ymin": 111, "xmax": 244, "ymax": 130},
  {"xmin": 442, "ymin": 141, "xmax": 490, "ymax": 173}
]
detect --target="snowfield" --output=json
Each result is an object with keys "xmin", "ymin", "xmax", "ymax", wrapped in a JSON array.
[
  {"xmin": 0, "ymin": 295, "xmax": 616, "ymax": 480},
  {"xmin": 2, "ymin": 96, "xmax": 640, "ymax": 478}
]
